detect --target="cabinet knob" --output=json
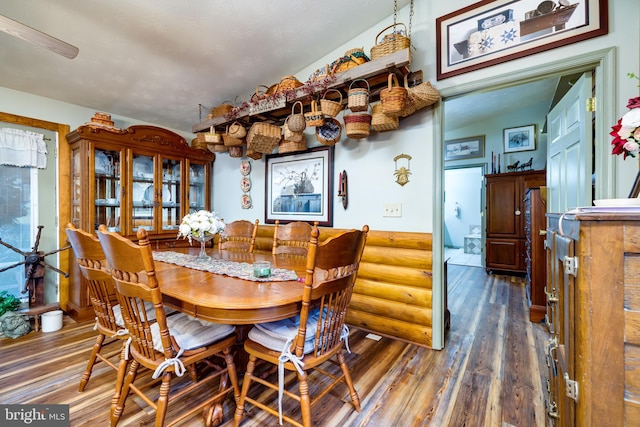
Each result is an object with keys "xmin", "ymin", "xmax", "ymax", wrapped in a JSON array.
[
  {"xmin": 515, "ymin": 210, "xmax": 521, "ymax": 215},
  {"xmin": 539, "ymin": 230, "xmax": 547, "ymax": 236}
]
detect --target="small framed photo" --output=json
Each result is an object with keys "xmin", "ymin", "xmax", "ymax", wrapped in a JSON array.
[
  {"xmin": 503, "ymin": 124, "xmax": 536, "ymax": 153},
  {"xmin": 444, "ymin": 135, "xmax": 485, "ymax": 161}
]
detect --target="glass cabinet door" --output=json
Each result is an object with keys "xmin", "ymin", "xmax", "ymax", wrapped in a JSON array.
[
  {"xmin": 188, "ymin": 162, "xmax": 207, "ymax": 212},
  {"xmin": 161, "ymin": 157, "xmax": 182, "ymax": 232},
  {"xmin": 94, "ymin": 148, "xmax": 122, "ymax": 233},
  {"xmin": 131, "ymin": 153, "xmax": 155, "ymax": 234}
]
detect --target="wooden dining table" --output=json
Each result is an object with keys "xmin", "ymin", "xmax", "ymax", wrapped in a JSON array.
[{"xmin": 154, "ymin": 248, "xmax": 308, "ymax": 325}]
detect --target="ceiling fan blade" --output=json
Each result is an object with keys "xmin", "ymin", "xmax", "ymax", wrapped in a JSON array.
[{"xmin": 0, "ymin": 14, "xmax": 78, "ymax": 59}]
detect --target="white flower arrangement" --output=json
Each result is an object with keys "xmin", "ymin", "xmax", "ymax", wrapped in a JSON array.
[{"xmin": 177, "ymin": 210, "xmax": 225, "ymax": 243}]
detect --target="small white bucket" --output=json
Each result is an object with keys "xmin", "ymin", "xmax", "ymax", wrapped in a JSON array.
[{"xmin": 41, "ymin": 310, "xmax": 63, "ymax": 333}]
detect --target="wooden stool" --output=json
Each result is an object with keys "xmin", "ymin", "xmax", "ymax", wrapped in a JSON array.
[{"xmin": 18, "ymin": 303, "xmax": 61, "ymax": 332}]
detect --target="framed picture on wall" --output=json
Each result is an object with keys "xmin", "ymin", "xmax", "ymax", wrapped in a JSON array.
[
  {"xmin": 264, "ymin": 145, "xmax": 334, "ymax": 226},
  {"xmin": 444, "ymin": 135, "xmax": 485, "ymax": 161},
  {"xmin": 503, "ymin": 124, "xmax": 536, "ymax": 153}
]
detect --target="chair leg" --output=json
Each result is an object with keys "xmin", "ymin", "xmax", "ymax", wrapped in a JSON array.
[
  {"xmin": 154, "ymin": 372, "xmax": 172, "ymax": 427},
  {"xmin": 223, "ymin": 347, "xmax": 240, "ymax": 403},
  {"xmin": 233, "ymin": 355, "xmax": 257, "ymax": 427},
  {"xmin": 111, "ymin": 342, "xmax": 129, "ymax": 411},
  {"xmin": 79, "ymin": 333, "xmax": 105, "ymax": 392},
  {"xmin": 337, "ymin": 351, "xmax": 361, "ymax": 412},
  {"xmin": 111, "ymin": 359, "xmax": 139, "ymax": 427},
  {"xmin": 297, "ymin": 370, "xmax": 312, "ymax": 427}
]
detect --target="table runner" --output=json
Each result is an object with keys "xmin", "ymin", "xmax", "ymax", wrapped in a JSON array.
[{"xmin": 152, "ymin": 251, "xmax": 299, "ymax": 282}]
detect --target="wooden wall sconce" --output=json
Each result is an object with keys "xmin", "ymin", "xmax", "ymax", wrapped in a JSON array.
[{"xmin": 338, "ymin": 170, "xmax": 348, "ymax": 209}]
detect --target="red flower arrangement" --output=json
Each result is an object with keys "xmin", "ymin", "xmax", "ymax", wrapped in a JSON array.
[{"xmin": 611, "ymin": 73, "xmax": 640, "ymax": 159}]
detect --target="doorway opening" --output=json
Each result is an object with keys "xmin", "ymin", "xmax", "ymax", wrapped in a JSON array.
[{"xmin": 444, "ymin": 165, "xmax": 484, "ymax": 267}]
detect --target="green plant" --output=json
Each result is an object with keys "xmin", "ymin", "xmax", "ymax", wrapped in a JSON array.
[{"xmin": 0, "ymin": 291, "xmax": 21, "ymax": 316}]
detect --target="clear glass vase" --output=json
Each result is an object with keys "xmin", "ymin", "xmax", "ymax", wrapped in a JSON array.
[{"xmin": 192, "ymin": 234, "xmax": 213, "ymax": 260}]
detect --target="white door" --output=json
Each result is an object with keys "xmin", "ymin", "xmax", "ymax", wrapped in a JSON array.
[{"xmin": 546, "ymin": 73, "xmax": 593, "ymax": 212}]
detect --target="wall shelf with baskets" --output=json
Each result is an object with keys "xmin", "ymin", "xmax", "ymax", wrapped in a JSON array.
[{"xmin": 192, "ymin": 48, "xmax": 421, "ymax": 134}]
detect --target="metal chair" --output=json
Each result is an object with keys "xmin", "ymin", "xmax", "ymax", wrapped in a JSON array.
[
  {"xmin": 97, "ymin": 226, "xmax": 240, "ymax": 427},
  {"xmin": 218, "ymin": 219, "xmax": 259, "ymax": 253},
  {"xmin": 272, "ymin": 220, "xmax": 315, "ymax": 256},
  {"xmin": 234, "ymin": 224, "xmax": 369, "ymax": 427}
]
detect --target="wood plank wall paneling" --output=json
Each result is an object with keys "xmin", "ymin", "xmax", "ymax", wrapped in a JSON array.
[
  {"xmin": 625, "ymin": 227, "xmax": 640, "ymax": 424},
  {"xmin": 252, "ymin": 224, "xmax": 434, "ymax": 347}
]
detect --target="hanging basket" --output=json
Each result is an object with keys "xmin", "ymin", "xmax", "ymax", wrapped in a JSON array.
[
  {"xmin": 371, "ymin": 103, "xmax": 399, "ymax": 132},
  {"xmin": 400, "ymin": 75, "xmax": 441, "ymax": 117},
  {"xmin": 279, "ymin": 135, "xmax": 307, "ymax": 154},
  {"xmin": 347, "ymin": 79, "xmax": 370, "ymax": 112},
  {"xmin": 223, "ymin": 124, "xmax": 245, "ymax": 147},
  {"xmin": 315, "ymin": 118, "xmax": 342, "ymax": 146},
  {"xmin": 228, "ymin": 145, "xmax": 243, "ymax": 158},
  {"xmin": 344, "ymin": 108, "xmax": 372, "ymax": 139},
  {"xmin": 370, "ymin": 23, "xmax": 411, "ymax": 61},
  {"xmin": 283, "ymin": 118, "xmax": 305, "ymax": 142},
  {"xmin": 227, "ymin": 121, "xmax": 247, "ymax": 139},
  {"xmin": 287, "ymin": 101, "xmax": 306, "ymax": 132},
  {"xmin": 245, "ymin": 148, "xmax": 262, "ymax": 160},
  {"xmin": 320, "ymin": 89, "xmax": 343, "ymax": 117},
  {"xmin": 380, "ymin": 73, "xmax": 407, "ymax": 117},
  {"xmin": 246, "ymin": 122, "xmax": 281, "ymax": 154},
  {"xmin": 211, "ymin": 100, "xmax": 234, "ymax": 118},
  {"xmin": 196, "ymin": 126, "xmax": 222, "ymax": 144},
  {"xmin": 304, "ymin": 100, "xmax": 324, "ymax": 127}
]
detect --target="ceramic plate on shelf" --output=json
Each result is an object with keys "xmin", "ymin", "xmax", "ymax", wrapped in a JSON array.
[
  {"xmin": 94, "ymin": 151, "xmax": 110, "ymax": 174},
  {"xmin": 132, "ymin": 182, "xmax": 146, "ymax": 201},
  {"xmin": 240, "ymin": 160, "xmax": 251, "ymax": 176},
  {"xmin": 133, "ymin": 156, "xmax": 153, "ymax": 177}
]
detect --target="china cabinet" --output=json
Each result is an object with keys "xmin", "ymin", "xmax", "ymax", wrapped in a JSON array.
[
  {"xmin": 484, "ymin": 170, "xmax": 546, "ymax": 274},
  {"xmin": 66, "ymin": 124, "xmax": 214, "ymax": 320},
  {"xmin": 544, "ymin": 211, "xmax": 640, "ymax": 426}
]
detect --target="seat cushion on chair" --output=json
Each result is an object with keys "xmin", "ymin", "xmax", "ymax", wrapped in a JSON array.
[
  {"xmin": 249, "ymin": 308, "xmax": 322, "ymax": 354},
  {"xmin": 151, "ymin": 312, "xmax": 235, "ymax": 352},
  {"xmin": 112, "ymin": 302, "xmax": 174, "ymax": 328}
]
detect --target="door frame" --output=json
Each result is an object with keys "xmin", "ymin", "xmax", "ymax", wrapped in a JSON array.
[{"xmin": 431, "ymin": 47, "xmax": 616, "ymax": 350}]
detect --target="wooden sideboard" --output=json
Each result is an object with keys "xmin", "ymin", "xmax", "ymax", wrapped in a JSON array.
[
  {"xmin": 485, "ymin": 170, "xmax": 546, "ymax": 274},
  {"xmin": 545, "ymin": 211, "xmax": 640, "ymax": 426}
]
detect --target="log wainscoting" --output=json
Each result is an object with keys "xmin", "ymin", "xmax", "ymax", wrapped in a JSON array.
[{"xmin": 252, "ymin": 225, "xmax": 434, "ymax": 348}]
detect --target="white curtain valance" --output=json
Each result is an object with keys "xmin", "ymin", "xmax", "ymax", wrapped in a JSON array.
[{"xmin": 0, "ymin": 127, "xmax": 47, "ymax": 169}]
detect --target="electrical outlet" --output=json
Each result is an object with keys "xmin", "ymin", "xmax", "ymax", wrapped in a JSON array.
[{"xmin": 383, "ymin": 203, "xmax": 402, "ymax": 217}]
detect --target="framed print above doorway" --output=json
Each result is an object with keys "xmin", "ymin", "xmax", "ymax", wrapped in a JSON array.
[
  {"xmin": 503, "ymin": 124, "xmax": 536, "ymax": 153},
  {"xmin": 436, "ymin": 0, "xmax": 609, "ymax": 80}
]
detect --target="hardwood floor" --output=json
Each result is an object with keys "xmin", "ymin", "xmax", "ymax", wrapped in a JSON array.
[{"xmin": 0, "ymin": 265, "xmax": 550, "ymax": 426}]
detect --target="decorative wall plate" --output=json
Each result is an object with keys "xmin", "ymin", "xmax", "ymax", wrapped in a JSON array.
[
  {"xmin": 240, "ymin": 176, "xmax": 251, "ymax": 193},
  {"xmin": 241, "ymin": 194, "xmax": 252, "ymax": 209},
  {"xmin": 240, "ymin": 160, "xmax": 251, "ymax": 176}
]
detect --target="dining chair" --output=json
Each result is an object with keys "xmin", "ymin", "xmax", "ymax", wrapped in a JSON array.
[
  {"xmin": 97, "ymin": 226, "xmax": 240, "ymax": 427},
  {"xmin": 65, "ymin": 223, "xmax": 129, "ymax": 410},
  {"xmin": 272, "ymin": 220, "xmax": 315, "ymax": 256},
  {"xmin": 218, "ymin": 219, "xmax": 259, "ymax": 253},
  {"xmin": 234, "ymin": 223, "xmax": 369, "ymax": 427}
]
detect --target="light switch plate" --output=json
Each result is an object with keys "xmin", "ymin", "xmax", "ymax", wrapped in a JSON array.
[{"xmin": 383, "ymin": 203, "xmax": 402, "ymax": 217}]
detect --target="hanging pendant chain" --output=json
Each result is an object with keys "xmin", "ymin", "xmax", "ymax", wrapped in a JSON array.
[{"xmin": 393, "ymin": 0, "xmax": 414, "ymax": 38}]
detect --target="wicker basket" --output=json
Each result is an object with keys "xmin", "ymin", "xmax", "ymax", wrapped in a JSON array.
[
  {"xmin": 223, "ymin": 125, "xmax": 245, "ymax": 147},
  {"xmin": 196, "ymin": 126, "xmax": 222, "ymax": 144},
  {"xmin": 283, "ymin": 118, "xmax": 305, "ymax": 142},
  {"xmin": 227, "ymin": 121, "xmax": 247, "ymax": 139},
  {"xmin": 400, "ymin": 75, "xmax": 440, "ymax": 117},
  {"xmin": 211, "ymin": 100, "xmax": 234, "ymax": 118},
  {"xmin": 270, "ymin": 75, "xmax": 304, "ymax": 95},
  {"xmin": 315, "ymin": 118, "xmax": 342, "ymax": 146},
  {"xmin": 287, "ymin": 101, "xmax": 306, "ymax": 132},
  {"xmin": 348, "ymin": 79, "xmax": 370, "ymax": 112},
  {"xmin": 304, "ymin": 100, "xmax": 324, "ymax": 127},
  {"xmin": 208, "ymin": 142, "xmax": 228, "ymax": 153},
  {"xmin": 228, "ymin": 145, "xmax": 243, "ymax": 158},
  {"xmin": 344, "ymin": 109, "xmax": 372, "ymax": 139},
  {"xmin": 370, "ymin": 23, "xmax": 411, "ymax": 61},
  {"xmin": 246, "ymin": 122, "xmax": 281, "ymax": 154},
  {"xmin": 279, "ymin": 135, "xmax": 307, "ymax": 154},
  {"xmin": 245, "ymin": 149, "xmax": 262, "ymax": 160},
  {"xmin": 320, "ymin": 89, "xmax": 343, "ymax": 117},
  {"xmin": 371, "ymin": 103, "xmax": 399, "ymax": 132},
  {"xmin": 380, "ymin": 73, "xmax": 407, "ymax": 117}
]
